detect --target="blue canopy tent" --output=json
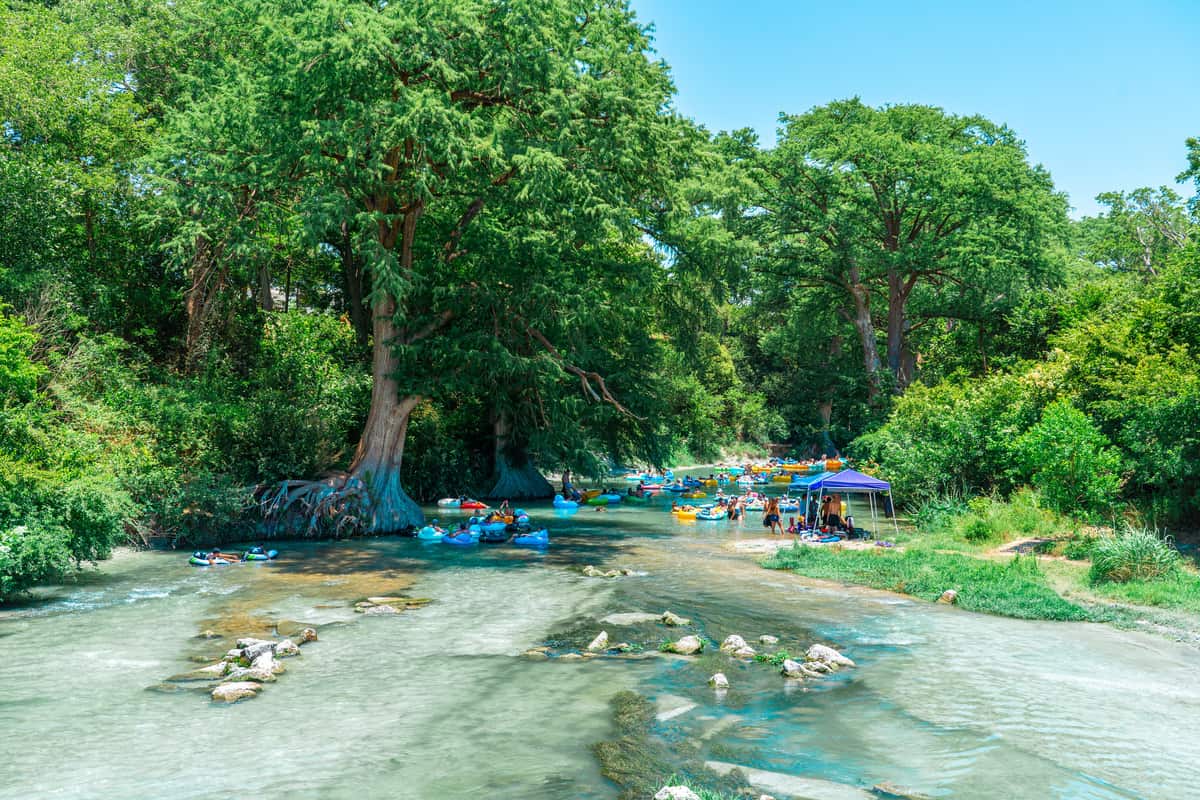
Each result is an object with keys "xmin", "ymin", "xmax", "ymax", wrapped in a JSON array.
[{"xmin": 799, "ymin": 469, "xmax": 897, "ymax": 537}]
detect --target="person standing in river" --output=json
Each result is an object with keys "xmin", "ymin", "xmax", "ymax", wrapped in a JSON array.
[{"xmin": 764, "ymin": 497, "xmax": 784, "ymax": 535}]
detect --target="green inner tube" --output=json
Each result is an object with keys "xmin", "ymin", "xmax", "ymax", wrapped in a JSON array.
[{"xmin": 586, "ymin": 496, "xmax": 610, "ymax": 506}]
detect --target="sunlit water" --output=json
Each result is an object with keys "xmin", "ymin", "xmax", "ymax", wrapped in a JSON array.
[{"xmin": 2, "ymin": 486, "xmax": 1198, "ymax": 799}]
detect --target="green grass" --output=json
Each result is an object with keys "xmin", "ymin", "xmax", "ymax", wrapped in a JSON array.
[
  {"xmin": 764, "ymin": 544, "xmax": 1092, "ymax": 621},
  {"xmin": 1089, "ymin": 526, "xmax": 1180, "ymax": 583},
  {"xmin": 1088, "ymin": 571, "xmax": 1200, "ymax": 614}
]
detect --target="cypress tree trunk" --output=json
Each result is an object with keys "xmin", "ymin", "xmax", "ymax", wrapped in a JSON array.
[
  {"xmin": 485, "ymin": 411, "xmax": 553, "ymax": 500},
  {"xmin": 345, "ymin": 296, "xmax": 423, "ymax": 532}
]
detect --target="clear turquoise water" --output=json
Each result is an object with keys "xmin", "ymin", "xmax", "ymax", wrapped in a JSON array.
[{"xmin": 2, "ymin": 492, "xmax": 1198, "ymax": 799}]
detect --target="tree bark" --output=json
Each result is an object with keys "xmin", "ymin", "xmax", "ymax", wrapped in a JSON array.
[
  {"xmin": 844, "ymin": 264, "xmax": 882, "ymax": 403},
  {"xmin": 184, "ymin": 235, "xmax": 226, "ymax": 371},
  {"xmin": 258, "ymin": 262, "xmax": 274, "ymax": 311},
  {"xmin": 344, "ymin": 296, "xmax": 423, "ymax": 532},
  {"xmin": 485, "ymin": 411, "xmax": 554, "ymax": 500},
  {"xmin": 340, "ymin": 222, "xmax": 370, "ymax": 347}
]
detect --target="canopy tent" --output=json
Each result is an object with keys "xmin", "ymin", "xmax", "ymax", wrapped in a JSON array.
[
  {"xmin": 788, "ymin": 471, "xmax": 836, "ymax": 489},
  {"xmin": 794, "ymin": 469, "xmax": 898, "ymax": 537}
]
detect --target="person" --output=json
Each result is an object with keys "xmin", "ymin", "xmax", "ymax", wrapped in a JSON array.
[
  {"xmin": 820, "ymin": 496, "xmax": 834, "ymax": 527},
  {"xmin": 248, "ymin": 544, "xmax": 265, "ymax": 555},
  {"xmin": 764, "ymin": 497, "xmax": 783, "ymax": 535},
  {"xmin": 208, "ymin": 547, "xmax": 233, "ymax": 564},
  {"xmin": 786, "ymin": 516, "xmax": 799, "ymax": 534},
  {"xmin": 807, "ymin": 497, "xmax": 819, "ymax": 529},
  {"xmin": 594, "ymin": 505, "xmax": 607, "ymax": 513},
  {"xmin": 498, "ymin": 499, "xmax": 511, "ymax": 516},
  {"xmin": 728, "ymin": 497, "xmax": 743, "ymax": 524},
  {"xmin": 671, "ymin": 500, "xmax": 680, "ymax": 512},
  {"xmin": 561, "ymin": 470, "xmax": 572, "ymax": 495},
  {"xmin": 842, "ymin": 514, "xmax": 856, "ymax": 537}
]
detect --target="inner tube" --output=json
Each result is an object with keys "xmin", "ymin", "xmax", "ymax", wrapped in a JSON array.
[
  {"xmin": 600, "ymin": 493, "xmax": 622, "ymax": 503},
  {"xmin": 552, "ymin": 494, "xmax": 578, "ymax": 509},
  {"xmin": 664, "ymin": 484, "xmax": 686, "ymax": 493},
  {"xmin": 441, "ymin": 531, "xmax": 478, "ymax": 546},
  {"xmin": 417, "ymin": 526, "xmax": 445, "ymax": 541},
  {"xmin": 436, "ymin": 498, "xmax": 461, "ymax": 507},
  {"xmin": 481, "ymin": 521, "xmax": 507, "ymax": 533},
  {"xmin": 188, "ymin": 555, "xmax": 211, "ymax": 566},
  {"xmin": 243, "ymin": 550, "xmax": 278, "ymax": 561},
  {"xmin": 586, "ymin": 496, "xmax": 610, "ymax": 506},
  {"xmin": 697, "ymin": 510, "xmax": 726, "ymax": 521},
  {"xmin": 512, "ymin": 528, "xmax": 549, "ymax": 546},
  {"xmin": 459, "ymin": 500, "xmax": 488, "ymax": 510}
]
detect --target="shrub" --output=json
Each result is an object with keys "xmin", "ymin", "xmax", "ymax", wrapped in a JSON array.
[
  {"xmin": 1089, "ymin": 526, "xmax": 1179, "ymax": 583},
  {"xmin": 962, "ymin": 517, "xmax": 994, "ymax": 543},
  {"xmin": 0, "ymin": 523, "xmax": 73, "ymax": 602},
  {"xmin": 913, "ymin": 493, "xmax": 968, "ymax": 532},
  {"xmin": 1016, "ymin": 399, "xmax": 1122, "ymax": 519}
]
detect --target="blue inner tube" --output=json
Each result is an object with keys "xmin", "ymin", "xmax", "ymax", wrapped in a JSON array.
[
  {"xmin": 442, "ymin": 532, "xmax": 477, "ymax": 546},
  {"xmin": 243, "ymin": 550, "xmax": 278, "ymax": 561},
  {"xmin": 552, "ymin": 494, "xmax": 578, "ymax": 508},
  {"xmin": 512, "ymin": 528, "xmax": 549, "ymax": 546},
  {"xmin": 600, "ymin": 493, "xmax": 622, "ymax": 502},
  {"xmin": 481, "ymin": 521, "xmax": 507, "ymax": 532},
  {"xmin": 418, "ymin": 526, "xmax": 445, "ymax": 541}
]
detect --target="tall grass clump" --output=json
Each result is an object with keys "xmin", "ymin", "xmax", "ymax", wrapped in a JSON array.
[
  {"xmin": 1089, "ymin": 526, "xmax": 1179, "ymax": 584},
  {"xmin": 953, "ymin": 489, "xmax": 1070, "ymax": 544}
]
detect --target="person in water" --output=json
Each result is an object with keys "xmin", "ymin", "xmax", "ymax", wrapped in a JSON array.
[
  {"xmin": 207, "ymin": 547, "xmax": 234, "ymax": 563},
  {"xmin": 763, "ymin": 497, "xmax": 784, "ymax": 535}
]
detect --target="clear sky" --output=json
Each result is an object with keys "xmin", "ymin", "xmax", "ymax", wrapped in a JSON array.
[{"xmin": 630, "ymin": 0, "xmax": 1200, "ymax": 217}]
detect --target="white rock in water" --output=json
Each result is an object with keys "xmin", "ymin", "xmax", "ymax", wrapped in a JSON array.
[
  {"xmin": 587, "ymin": 631, "xmax": 609, "ymax": 652},
  {"xmin": 733, "ymin": 646, "xmax": 757, "ymax": 659},
  {"xmin": 223, "ymin": 648, "xmax": 244, "ymax": 662},
  {"xmin": 806, "ymin": 644, "xmax": 855, "ymax": 668},
  {"xmin": 668, "ymin": 635, "xmax": 704, "ymax": 655},
  {"xmin": 235, "ymin": 637, "xmax": 274, "ymax": 649},
  {"xmin": 661, "ymin": 611, "xmax": 691, "ymax": 626},
  {"xmin": 759, "ymin": 635, "xmax": 780, "ymax": 645},
  {"xmin": 211, "ymin": 681, "xmax": 261, "ymax": 703},
  {"xmin": 938, "ymin": 590, "xmax": 958, "ymax": 605},
  {"xmin": 781, "ymin": 659, "xmax": 807, "ymax": 679},
  {"xmin": 240, "ymin": 641, "xmax": 276, "ymax": 662},
  {"xmin": 274, "ymin": 639, "xmax": 300, "ymax": 658},
  {"xmin": 252, "ymin": 652, "xmax": 285, "ymax": 676},
  {"xmin": 654, "ymin": 787, "xmax": 701, "ymax": 800},
  {"xmin": 362, "ymin": 604, "xmax": 400, "ymax": 615},
  {"xmin": 298, "ymin": 628, "xmax": 318, "ymax": 644},
  {"xmin": 709, "ymin": 672, "xmax": 730, "ymax": 689},
  {"xmin": 720, "ymin": 634, "xmax": 748, "ymax": 652}
]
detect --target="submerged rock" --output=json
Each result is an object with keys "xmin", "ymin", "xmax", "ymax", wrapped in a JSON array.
[
  {"xmin": 587, "ymin": 631, "xmax": 610, "ymax": 652},
  {"xmin": 654, "ymin": 787, "xmax": 701, "ymax": 800},
  {"xmin": 240, "ymin": 641, "xmax": 276, "ymax": 662},
  {"xmin": 666, "ymin": 635, "xmax": 704, "ymax": 655},
  {"xmin": 873, "ymin": 781, "xmax": 934, "ymax": 799},
  {"xmin": 211, "ymin": 681, "xmax": 261, "ymax": 703},
  {"xmin": 732, "ymin": 646, "xmax": 757, "ymax": 659},
  {"xmin": 582, "ymin": 565, "xmax": 623, "ymax": 578},
  {"xmin": 781, "ymin": 659, "xmax": 825, "ymax": 679},
  {"xmin": 759, "ymin": 634, "xmax": 780, "ymax": 645},
  {"xmin": 361, "ymin": 604, "xmax": 400, "ymax": 615},
  {"xmin": 720, "ymin": 634, "xmax": 748, "ymax": 653},
  {"xmin": 806, "ymin": 644, "xmax": 855, "ymax": 668},
  {"xmin": 599, "ymin": 611, "xmax": 661, "ymax": 626},
  {"xmin": 661, "ymin": 611, "xmax": 691, "ymax": 626},
  {"xmin": 522, "ymin": 649, "xmax": 550, "ymax": 660},
  {"xmin": 298, "ymin": 628, "xmax": 318, "ymax": 644},
  {"xmin": 708, "ymin": 672, "xmax": 730, "ymax": 689},
  {"xmin": 937, "ymin": 590, "xmax": 958, "ymax": 605}
]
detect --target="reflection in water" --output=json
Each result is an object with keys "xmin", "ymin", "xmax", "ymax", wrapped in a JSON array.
[{"xmin": 1, "ymin": 494, "xmax": 1197, "ymax": 799}]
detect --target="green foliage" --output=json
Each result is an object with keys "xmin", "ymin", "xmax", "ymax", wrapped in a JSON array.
[
  {"xmin": 0, "ymin": 313, "xmax": 44, "ymax": 405},
  {"xmin": 753, "ymin": 649, "xmax": 792, "ymax": 667},
  {"xmin": 766, "ymin": 545, "xmax": 1091, "ymax": 621},
  {"xmin": 1089, "ymin": 527, "xmax": 1180, "ymax": 584},
  {"xmin": 1016, "ymin": 400, "xmax": 1122, "ymax": 519}
]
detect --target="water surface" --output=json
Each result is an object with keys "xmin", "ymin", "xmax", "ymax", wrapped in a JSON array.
[{"xmin": 2, "ymin": 492, "xmax": 1197, "ymax": 799}]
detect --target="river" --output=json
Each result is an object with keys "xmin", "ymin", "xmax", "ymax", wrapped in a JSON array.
[{"xmin": 2, "ymin": 492, "xmax": 1198, "ymax": 799}]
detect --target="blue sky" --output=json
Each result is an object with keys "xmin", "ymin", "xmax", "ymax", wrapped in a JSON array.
[{"xmin": 631, "ymin": 0, "xmax": 1200, "ymax": 217}]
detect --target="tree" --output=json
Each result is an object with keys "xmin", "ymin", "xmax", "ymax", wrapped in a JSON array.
[
  {"xmin": 163, "ymin": 0, "xmax": 678, "ymax": 532},
  {"xmin": 760, "ymin": 99, "xmax": 1067, "ymax": 400},
  {"xmin": 1082, "ymin": 187, "xmax": 1192, "ymax": 276}
]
